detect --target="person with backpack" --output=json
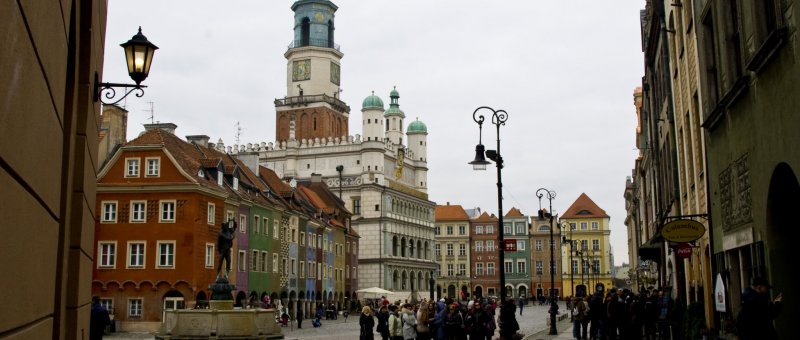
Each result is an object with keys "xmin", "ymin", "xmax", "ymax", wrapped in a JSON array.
[{"xmin": 572, "ymin": 295, "xmax": 590, "ymax": 340}]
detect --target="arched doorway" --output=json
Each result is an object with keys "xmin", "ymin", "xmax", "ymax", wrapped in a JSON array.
[
  {"xmin": 474, "ymin": 286, "xmax": 483, "ymax": 299},
  {"xmin": 447, "ymin": 285, "xmax": 456, "ymax": 299}
]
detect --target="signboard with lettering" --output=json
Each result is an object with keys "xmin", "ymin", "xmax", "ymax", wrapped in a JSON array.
[
  {"xmin": 502, "ymin": 239, "xmax": 517, "ymax": 252},
  {"xmin": 662, "ymin": 219, "xmax": 706, "ymax": 243},
  {"xmin": 715, "ymin": 273, "xmax": 727, "ymax": 312},
  {"xmin": 676, "ymin": 243, "xmax": 692, "ymax": 259}
]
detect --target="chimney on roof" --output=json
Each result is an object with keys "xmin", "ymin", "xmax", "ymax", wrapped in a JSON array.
[
  {"xmin": 144, "ymin": 122, "xmax": 177, "ymax": 135},
  {"xmin": 311, "ymin": 173, "xmax": 322, "ymax": 183},
  {"xmin": 186, "ymin": 135, "xmax": 211, "ymax": 147}
]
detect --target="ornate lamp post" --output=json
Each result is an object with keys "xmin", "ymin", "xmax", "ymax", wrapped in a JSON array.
[
  {"xmin": 537, "ymin": 188, "xmax": 558, "ymax": 335},
  {"xmin": 469, "ymin": 106, "xmax": 515, "ymax": 334}
]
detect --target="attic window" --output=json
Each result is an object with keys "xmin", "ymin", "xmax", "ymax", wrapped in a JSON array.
[
  {"xmin": 577, "ymin": 210, "xmax": 592, "ymax": 215},
  {"xmin": 233, "ymin": 177, "xmax": 239, "ymax": 190},
  {"xmin": 198, "ymin": 169, "xmax": 204, "ymax": 177},
  {"xmin": 217, "ymin": 172, "xmax": 223, "ymax": 186}
]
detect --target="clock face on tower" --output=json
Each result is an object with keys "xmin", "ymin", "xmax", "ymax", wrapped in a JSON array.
[
  {"xmin": 330, "ymin": 62, "xmax": 340, "ymax": 85},
  {"xmin": 292, "ymin": 59, "xmax": 311, "ymax": 81}
]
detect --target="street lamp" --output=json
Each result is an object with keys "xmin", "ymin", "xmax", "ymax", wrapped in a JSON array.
[
  {"xmin": 469, "ymin": 106, "xmax": 515, "ymax": 333},
  {"xmin": 95, "ymin": 27, "xmax": 158, "ymax": 104},
  {"xmin": 429, "ymin": 271, "xmax": 435, "ymax": 301},
  {"xmin": 536, "ymin": 188, "xmax": 558, "ymax": 335}
]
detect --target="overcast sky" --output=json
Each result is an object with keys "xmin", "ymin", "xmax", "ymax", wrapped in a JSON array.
[{"xmin": 104, "ymin": 1, "xmax": 644, "ymax": 266}]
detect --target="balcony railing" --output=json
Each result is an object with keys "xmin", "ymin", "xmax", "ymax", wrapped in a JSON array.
[
  {"xmin": 275, "ymin": 94, "xmax": 350, "ymax": 113},
  {"xmin": 287, "ymin": 39, "xmax": 341, "ymax": 51}
]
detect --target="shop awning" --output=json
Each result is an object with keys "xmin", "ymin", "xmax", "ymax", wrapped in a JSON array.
[{"xmin": 638, "ymin": 233, "xmax": 664, "ymax": 262}]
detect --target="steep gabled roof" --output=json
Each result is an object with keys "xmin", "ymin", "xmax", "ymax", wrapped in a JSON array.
[
  {"xmin": 561, "ymin": 193, "xmax": 609, "ymax": 218},
  {"xmin": 473, "ymin": 211, "xmax": 497, "ymax": 222},
  {"xmin": 505, "ymin": 207, "xmax": 525, "ymax": 218},
  {"xmin": 258, "ymin": 166, "xmax": 293, "ymax": 197},
  {"xmin": 435, "ymin": 204, "xmax": 469, "ymax": 221}
]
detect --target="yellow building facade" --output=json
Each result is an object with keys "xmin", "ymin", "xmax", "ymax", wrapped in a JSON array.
[{"xmin": 559, "ymin": 193, "xmax": 614, "ymax": 297}]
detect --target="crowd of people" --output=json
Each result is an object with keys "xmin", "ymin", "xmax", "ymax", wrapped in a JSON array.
[{"xmin": 358, "ymin": 295, "xmax": 522, "ymax": 340}]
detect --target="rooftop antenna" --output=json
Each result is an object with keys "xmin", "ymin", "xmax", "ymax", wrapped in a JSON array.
[
  {"xmin": 144, "ymin": 102, "xmax": 155, "ymax": 124},
  {"xmin": 235, "ymin": 121, "xmax": 245, "ymax": 145}
]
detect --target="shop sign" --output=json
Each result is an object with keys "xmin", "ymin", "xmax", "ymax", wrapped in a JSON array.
[
  {"xmin": 662, "ymin": 219, "xmax": 706, "ymax": 243},
  {"xmin": 676, "ymin": 243, "xmax": 692, "ymax": 259}
]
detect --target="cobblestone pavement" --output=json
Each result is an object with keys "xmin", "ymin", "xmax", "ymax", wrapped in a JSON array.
[{"xmin": 105, "ymin": 302, "xmax": 575, "ymax": 340}]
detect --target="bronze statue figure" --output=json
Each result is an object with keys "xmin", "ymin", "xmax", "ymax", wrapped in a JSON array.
[{"xmin": 216, "ymin": 219, "xmax": 237, "ymax": 280}]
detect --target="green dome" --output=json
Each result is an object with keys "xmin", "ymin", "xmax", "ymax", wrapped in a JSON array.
[
  {"xmin": 384, "ymin": 86, "xmax": 405, "ymax": 117},
  {"xmin": 407, "ymin": 118, "xmax": 427, "ymax": 133},
  {"xmin": 390, "ymin": 87, "xmax": 399, "ymax": 97},
  {"xmin": 362, "ymin": 91, "xmax": 384, "ymax": 110}
]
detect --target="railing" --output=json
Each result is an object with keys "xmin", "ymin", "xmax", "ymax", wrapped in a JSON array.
[
  {"xmin": 274, "ymin": 94, "xmax": 350, "ymax": 113},
  {"xmin": 287, "ymin": 39, "xmax": 341, "ymax": 51}
]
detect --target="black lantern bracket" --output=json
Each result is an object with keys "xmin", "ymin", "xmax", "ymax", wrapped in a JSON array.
[{"xmin": 94, "ymin": 26, "xmax": 158, "ymax": 105}]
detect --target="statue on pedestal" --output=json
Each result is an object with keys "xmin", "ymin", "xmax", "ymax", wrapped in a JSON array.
[{"xmin": 216, "ymin": 219, "xmax": 236, "ymax": 280}]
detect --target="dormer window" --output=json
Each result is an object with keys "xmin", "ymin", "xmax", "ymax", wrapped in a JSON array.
[
  {"xmin": 198, "ymin": 169, "xmax": 204, "ymax": 177},
  {"xmin": 146, "ymin": 157, "xmax": 160, "ymax": 177},
  {"xmin": 233, "ymin": 177, "xmax": 239, "ymax": 190},
  {"xmin": 125, "ymin": 158, "xmax": 140, "ymax": 177},
  {"xmin": 217, "ymin": 172, "xmax": 223, "ymax": 186}
]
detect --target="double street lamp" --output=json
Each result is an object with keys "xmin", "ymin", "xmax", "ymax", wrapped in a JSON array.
[
  {"xmin": 469, "ymin": 106, "xmax": 515, "ymax": 335},
  {"xmin": 536, "ymin": 188, "xmax": 559, "ymax": 335}
]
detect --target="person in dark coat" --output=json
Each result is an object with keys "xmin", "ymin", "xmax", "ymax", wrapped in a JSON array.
[
  {"xmin": 376, "ymin": 305, "xmax": 391, "ymax": 340},
  {"xmin": 737, "ymin": 277, "xmax": 783, "ymax": 340},
  {"xmin": 296, "ymin": 307, "xmax": 304, "ymax": 329},
  {"xmin": 360, "ymin": 306, "xmax": 376, "ymax": 340},
  {"xmin": 90, "ymin": 296, "xmax": 110, "ymax": 340}
]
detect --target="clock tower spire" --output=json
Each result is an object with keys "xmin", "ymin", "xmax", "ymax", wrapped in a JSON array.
[{"xmin": 275, "ymin": 0, "xmax": 349, "ymax": 143}]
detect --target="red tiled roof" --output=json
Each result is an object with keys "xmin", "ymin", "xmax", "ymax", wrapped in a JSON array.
[
  {"xmin": 258, "ymin": 166, "xmax": 293, "ymax": 197},
  {"xmin": 473, "ymin": 212, "xmax": 497, "ymax": 222},
  {"xmin": 435, "ymin": 204, "xmax": 469, "ymax": 221},
  {"xmin": 505, "ymin": 207, "xmax": 524, "ymax": 217},
  {"xmin": 200, "ymin": 158, "xmax": 221, "ymax": 168},
  {"xmin": 561, "ymin": 193, "xmax": 609, "ymax": 218}
]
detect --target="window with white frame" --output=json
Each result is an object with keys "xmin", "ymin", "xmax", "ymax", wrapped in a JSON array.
[
  {"xmin": 233, "ymin": 177, "xmax": 239, "ymax": 190},
  {"xmin": 486, "ymin": 240, "xmax": 495, "ymax": 251},
  {"xmin": 260, "ymin": 252, "xmax": 268, "ymax": 272},
  {"xmin": 570, "ymin": 223, "xmax": 577, "ymax": 230},
  {"xmin": 251, "ymin": 250, "xmax": 259, "ymax": 271},
  {"xmin": 580, "ymin": 222, "xmax": 587, "ymax": 230},
  {"xmin": 272, "ymin": 254, "xmax": 279, "ymax": 272},
  {"xmin": 160, "ymin": 201, "xmax": 176, "ymax": 222},
  {"xmin": 300, "ymin": 261, "xmax": 305, "ymax": 278},
  {"xmin": 447, "ymin": 264, "xmax": 454, "ymax": 276},
  {"xmin": 217, "ymin": 171, "xmax": 223, "ymax": 186},
  {"xmin": 130, "ymin": 201, "xmax": 146, "ymax": 223},
  {"xmin": 239, "ymin": 214, "xmax": 246, "ymax": 233},
  {"xmin": 263, "ymin": 217, "xmax": 269, "ymax": 235},
  {"xmin": 446, "ymin": 226, "xmax": 454, "ymax": 235},
  {"xmin": 592, "ymin": 239, "xmax": 600, "ymax": 251},
  {"xmin": 515, "ymin": 222, "xmax": 526, "ymax": 234},
  {"xmin": 591, "ymin": 221, "xmax": 599, "ymax": 230},
  {"xmin": 100, "ymin": 299, "xmax": 113, "ymax": 314},
  {"xmin": 125, "ymin": 158, "xmax": 140, "ymax": 177},
  {"xmin": 205, "ymin": 244, "xmax": 214, "ymax": 268},
  {"xmin": 517, "ymin": 260, "xmax": 526, "ymax": 273},
  {"xmin": 238, "ymin": 250, "xmax": 246, "ymax": 272},
  {"xmin": 487, "ymin": 262, "xmax": 495, "ymax": 275},
  {"xmin": 517, "ymin": 240, "xmax": 525, "ymax": 251},
  {"xmin": 207, "ymin": 203, "xmax": 215, "ymax": 225},
  {"xmin": 145, "ymin": 157, "xmax": 160, "ymax": 177},
  {"xmin": 435, "ymin": 244, "xmax": 441, "ymax": 257},
  {"xmin": 486, "ymin": 225, "xmax": 494, "ymax": 234},
  {"xmin": 157, "ymin": 242, "xmax": 175, "ymax": 268},
  {"xmin": 475, "ymin": 225, "xmax": 484, "ymax": 234},
  {"xmin": 459, "ymin": 263, "xmax": 466, "ymax": 276},
  {"xmin": 300, "ymin": 232, "xmax": 305, "ymax": 246},
  {"xmin": 352, "ymin": 198, "xmax": 361, "ymax": 215},
  {"xmin": 101, "ymin": 201, "xmax": 118, "ymax": 223},
  {"xmin": 273, "ymin": 221, "xmax": 279, "ymax": 239},
  {"xmin": 434, "ymin": 226, "xmax": 440, "ymax": 235},
  {"xmin": 459, "ymin": 244, "xmax": 466, "ymax": 256},
  {"xmin": 581, "ymin": 239, "xmax": 588, "ymax": 251},
  {"xmin": 98, "ymin": 242, "xmax": 116, "ymax": 268},
  {"xmin": 504, "ymin": 260, "xmax": 513, "ymax": 274},
  {"xmin": 475, "ymin": 241, "xmax": 483, "ymax": 252},
  {"xmin": 535, "ymin": 239, "xmax": 543, "ymax": 251},
  {"xmin": 128, "ymin": 299, "xmax": 142, "ymax": 317},
  {"xmin": 476, "ymin": 263, "xmax": 484, "ymax": 276},
  {"xmin": 535, "ymin": 261, "xmax": 543, "ymax": 275},
  {"xmin": 128, "ymin": 242, "xmax": 145, "ymax": 268},
  {"xmin": 504, "ymin": 223, "xmax": 511, "ymax": 235},
  {"xmin": 291, "ymin": 258, "xmax": 296, "ymax": 275},
  {"xmin": 459, "ymin": 225, "xmax": 466, "ymax": 235}
]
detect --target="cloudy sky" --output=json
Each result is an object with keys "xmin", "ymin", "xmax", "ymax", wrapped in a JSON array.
[{"xmin": 104, "ymin": 1, "xmax": 644, "ymax": 266}]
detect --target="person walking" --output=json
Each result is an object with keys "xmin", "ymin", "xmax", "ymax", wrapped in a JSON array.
[
  {"xmin": 572, "ymin": 295, "xmax": 590, "ymax": 340},
  {"xmin": 388, "ymin": 305, "xmax": 404, "ymax": 340},
  {"xmin": 90, "ymin": 296, "xmax": 110, "ymax": 340},
  {"xmin": 401, "ymin": 303, "xmax": 418, "ymax": 340},
  {"xmin": 377, "ymin": 305, "xmax": 391, "ymax": 340},
  {"xmin": 517, "ymin": 296, "xmax": 525, "ymax": 316},
  {"xmin": 416, "ymin": 301, "xmax": 434, "ymax": 340},
  {"xmin": 360, "ymin": 306, "xmax": 376, "ymax": 340},
  {"xmin": 737, "ymin": 277, "xmax": 783, "ymax": 340},
  {"xmin": 296, "ymin": 307, "xmax": 304, "ymax": 329}
]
